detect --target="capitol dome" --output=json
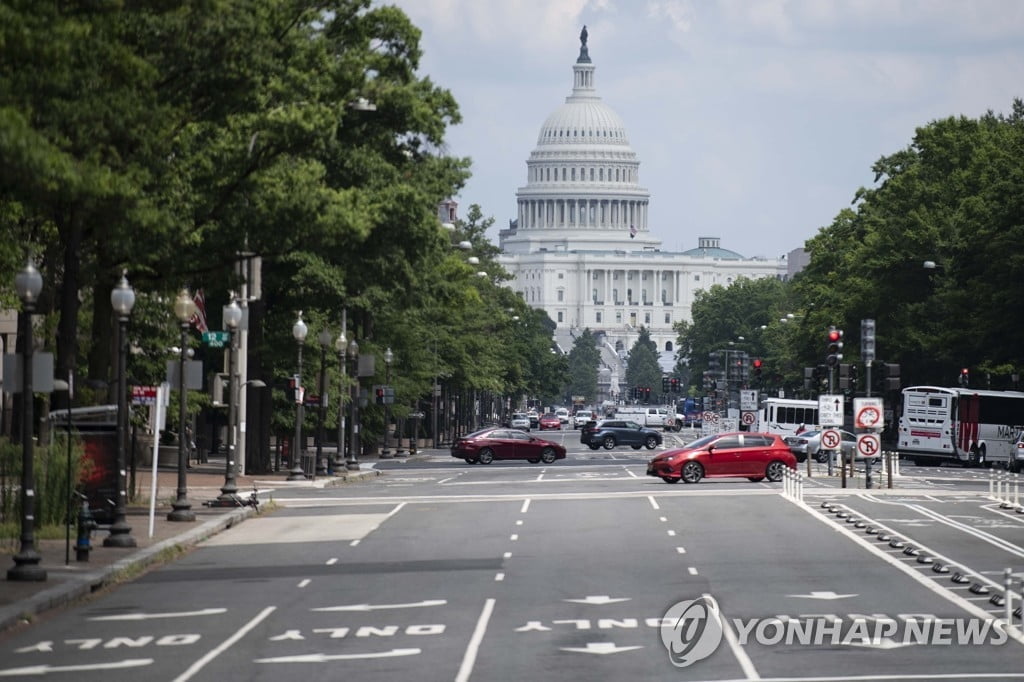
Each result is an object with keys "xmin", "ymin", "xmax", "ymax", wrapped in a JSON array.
[{"xmin": 502, "ymin": 27, "xmax": 657, "ymax": 254}]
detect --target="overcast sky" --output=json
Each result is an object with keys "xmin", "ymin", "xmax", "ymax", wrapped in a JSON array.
[{"xmin": 380, "ymin": 0, "xmax": 1024, "ymax": 259}]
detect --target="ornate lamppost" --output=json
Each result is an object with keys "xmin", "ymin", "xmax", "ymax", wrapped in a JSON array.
[
  {"xmin": 315, "ymin": 329, "xmax": 332, "ymax": 476},
  {"xmin": 381, "ymin": 347, "xmax": 393, "ymax": 458},
  {"xmin": 105, "ymin": 272, "xmax": 138, "ymax": 545},
  {"xmin": 347, "ymin": 338, "xmax": 360, "ymax": 470},
  {"xmin": 167, "ymin": 288, "xmax": 196, "ymax": 522},
  {"xmin": 287, "ymin": 311, "xmax": 308, "ymax": 480},
  {"xmin": 8, "ymin": 259, "xmax": 46, "ymax": 581},
  {"xmin": 334, "ymin": 328, "xmax": 347, "ymax": 473},
  {"xmin": 217, "ymin": 296, "xmax": 242, "ymax": 502}
]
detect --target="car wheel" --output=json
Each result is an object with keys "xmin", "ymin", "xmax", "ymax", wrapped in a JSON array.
[
  {"xmin": 748, "ymin": 476, "xmax": 765, "ymax": 482},
  {"xmin": 814, "ymin": 450, "xmax": 828, "ymax": 464},
  {"xmin": 477, "ymin": 448, "xmax": 494, "ymax": 465},
  {"xmin": 681, "ymin": 461, "xmax": 703, "ymax": 484},
  {"xmin": 541, "ymin": 447, "xmax": 558, "ymax": 464},
  {"xmin": 765, "ymin": 460, "xmax": 786, "ymax": 482},
  {"xmin": 631, "ymin": 444, "xmax": 642, "ymax": 450},
  {"xmin": 644, "ymin": 436, "xmax": 659, "ymax": 450},
  {"xmin": 661, "ymin": 476, "xmax": 680, "ymax": 484},
  {"xmin": 1010, "ymin": 457, "xmax": 1021, "ymax": 474},
  {"xmin": 527, "ymin": 458, "xmax": 540, "ymax": 464},
  {"xmin": 602, "ymin": 436, "xmax": 616, "ymax": 450},
  {"xmin": 588, "ymin": 443, "xmax": 600, "ymax": 450}
]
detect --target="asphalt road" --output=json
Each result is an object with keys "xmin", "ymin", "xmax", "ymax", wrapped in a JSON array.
[{"xmin": 1, "ymin": 439, "xmax": 1022, "ymax": 681}]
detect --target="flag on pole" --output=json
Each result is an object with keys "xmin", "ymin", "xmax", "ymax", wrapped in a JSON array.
[
  {"xmin": 190, "ymin": 289, "xmax": 209, "ymax": 333},
  {"xmin": 629, "ymin": 224, "xmax": 637, "ymax": 239}
]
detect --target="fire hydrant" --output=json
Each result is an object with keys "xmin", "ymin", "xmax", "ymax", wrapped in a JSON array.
[{"xmin": 76, "ymin": 498, "xmax": 97, "ymax": 562}]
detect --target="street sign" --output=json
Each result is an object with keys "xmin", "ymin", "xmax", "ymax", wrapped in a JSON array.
[
  {"xmin": 821, "ymin": 429, "xmax": 841, "ymax": 451},
  {"xmin": 740, "ymin": 411, "xmax": 756, "ymax": 426},
  {"xmin": 854, "ymin": 398, "xmax": 884, "ymax": 429},
  {"xmin": 702, "ymin": 411, "xmax": 720, "ymax": 425},
  {"xmin": 740, "ymin": 390, "xmax": 758, "ymax": 411},
  {"xmin": 202, "ymin": 331, "xmax": 231, "ymax": 348},
  {"xmin": 857, "ymin": 433, "xmax": 881, "ymax": 458},
  {"xmin": 131, "ymin": 385, "xmax": 158, "ymax": 405},
  {"xmin": 818, "ymin": 394, "xmax": 844, "ymax": 427}
]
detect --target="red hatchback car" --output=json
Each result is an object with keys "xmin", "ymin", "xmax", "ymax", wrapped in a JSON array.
[
  {"xmin": 538, "ymin": 413, "xmax": 561, "ymax": 431},
  {"xmin": 451, "ymin": 428, "xmax": 566, "ymax": 465},
  {"xmin": 647, "ymin": 431, "xmax": 796, "ymax": 484}
]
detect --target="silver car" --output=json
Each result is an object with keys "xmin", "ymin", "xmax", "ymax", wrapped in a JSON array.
[
  {"xmin": 510, "ymin": 413, "xmax": 531, "ymax": 431},
  {"xmin": 784, "ymin": 429, "xmax": 858, "ymax": 463}
]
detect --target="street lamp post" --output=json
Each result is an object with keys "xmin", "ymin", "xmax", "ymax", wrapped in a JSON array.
[
  {"xmin": 287, "ymin": 312, "xmax": 308, "ymax": 481},
  {"xmin": 334, "ymin": 327, "xmax": 347, "ymax": 473},
  {"xmin": 217, "ymin": 296, "xmax": 242, "ymax": 502},
  {"xmin": 347, "ymin": 339, "xmax": 360, "ymax": 470},
  {"xmin": 316, "ymin": 329, "xmax": 332, "ymax": 476},
  {"xmin": 381, "ymin": 347, "xmax": 393, "ymax": 458},
  {"xmin": 105, "ymin": 272, "xmax": 138, "ymax": 545},
  {"xmin": 168, "ymin": 288, "xmax": 196, "ymax": 522},
  {"xmin": 8, "ymin": 259, "xmax": 46, "ymax": 581}
]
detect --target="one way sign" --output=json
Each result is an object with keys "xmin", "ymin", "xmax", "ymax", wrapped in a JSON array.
[{"xmin": 818, "ymin": 394, "xmax": 844, "ymax": 427}]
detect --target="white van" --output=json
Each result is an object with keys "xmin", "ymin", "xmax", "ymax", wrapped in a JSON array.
[
  {"xmin": 615, "ymin": 407, "xmax": 670, "ymax": 430},
  {"xmin": 573, "ymin": 410, "xmax": 594, "ymax": 429},
  {"xmin": 555, "ymin": 408, "xmax": 570, "ymax": 425}
]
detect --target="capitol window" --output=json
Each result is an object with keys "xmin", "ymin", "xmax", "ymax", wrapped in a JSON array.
[
  {"xmin": 557, "ymin": 312, "xmax": 563, "ymax": 322},
  {"xmin": 571, "ymin": 168, "xmax": 576, "ymax": 181},
  {"xmin": 557, "ymin": 290, "xmax": 564, "ymax": 302},
  {"xmin": 596, "ymin": 312, "xmax": 602, "ymax": 323}
]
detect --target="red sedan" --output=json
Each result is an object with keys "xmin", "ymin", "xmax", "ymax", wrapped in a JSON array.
[
  {"xmin": 538, "ymin": 413, "xmax": 562, "ymax": 430},
  {"xmin": 451, "ymin": 428, "xmax": 566, "ymax": 465},
  {"xmin": 647, "ymin": 431, "xmax": 796, "ymax": 484}
]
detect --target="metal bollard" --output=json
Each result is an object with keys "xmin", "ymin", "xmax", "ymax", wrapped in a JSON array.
[
  {"xmin": 76, "ymin": 497, "xmax": 97, "ymax": 562},
  {"xmin": 1005, "ymin": 568, "xmax": 1013, "ymax": 626},
  {"xmin": 989, "ymin": 470, "xmax": 995, "ymax": 499}
]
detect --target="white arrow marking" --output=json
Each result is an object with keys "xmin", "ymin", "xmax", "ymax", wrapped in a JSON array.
[
  {"xmin": 844, "ymin": 638, "xmax": 916, "ymax": 650},
  {"xmin": 255, "ymin": 648, "xmax": 421, "ymax": 663},
  {"xmin": 560, "ymin": 642, "xmax": 643, "ymax": 655},
  {"xmin": 563, "ymin": 595, "xmax": 631, "ymax": 605},
  {"xmin": 0, "ymin": 659, "xmax": 153, "ymax": 676},
  {"xmin": 89, "ymin": 608, "xmax": 227, "ymax": 621},
  {"xmin": 312, "ymin": 599, "xmax": 447, "ymax": 612},
  {"xmin": 786, "ymin": 591, "xmax": 858, "ymax": 600}
]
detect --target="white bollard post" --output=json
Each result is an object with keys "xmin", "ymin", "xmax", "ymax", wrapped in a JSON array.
[
  {"xmin": 1005, "ymin": 568, "xmax": 1013, "ymax": 627},
  {"xmin": 1014, "ymin": 473, "xmax": 1020, "ymax": 509},
  {"xmin": 797, "ymin": 470, "xmax": 803, "ymax": 502},
  {"xmin": 991, "ymin": 470, "xmax": 997, "ymax": 500}
]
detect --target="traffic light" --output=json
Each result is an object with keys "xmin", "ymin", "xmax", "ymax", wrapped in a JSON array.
[
  {"xmin": 671, "ymin": 377, "xmax": 680, "ymax": 393},
  {"xmin": 850, "ymin": 363, "xmax": 859, "ymax": 392},
  {"xmin": 861, "ymin": 318, "xmax": 876, "ymax": 363},
  {"xmin": 804, "ymin": 367, "xmax": 815, "ymax": 390},
  {"xmin": 752, "ymin": 358, "xmax": 763, "ymax": 381},
  {"xmin": 959, "ymin": 367, "xmax": 969, "ymax": 387},
  {"xmin": 883, "ymin": 363, "xmax": 901, "ymax": 391},
  {"xmin": 826, "ymin": 327, "xmax": 844, "ymax": 367},
  {"xmin": 375, "ymin": 385, "xmax": 385, "ymax": 405},
  {"xmin": 643, "ymin": 387, "xmax": 651, "ymax": 403},
  {"xmin": 662, "ymin": 377, "xmax": 670, "ymax": 393},
  {"xmin": 838, "ymin": 363, "xmax": 850, "ymax": 390}
]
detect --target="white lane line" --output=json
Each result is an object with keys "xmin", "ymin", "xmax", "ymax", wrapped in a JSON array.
[
  {"xmin": 706, "ymin": 592, "xmax": 761, "ymax": 681},
  {"xmin": 667, "ymin": 530, "xmax": 676, "ymax": 537},
  {"xmin": 326, "ymin": 558, "xmax": 338, "ymax": 566},
  {"xmin": 516, "ymin": 520, "xmax": 523, "ymax": 526},
  {"xmin": 385, "ymin": 502, "xmax": 407, "ymax": 520},
  {"xmin": 649, "ymin": 495, "xmax": 661, "ymax": 510},
  {"xmin": 688, "ymin": 567, "xmax": 698, "ymax": 575},
  {"xmin": 626, "ymin": 468, "xmax": 639, "ymax": 478},
  {"xmin": 455, "ymin": 598, "xmax": 495, "ymax": 682},
  {"xmin": 907, "ymin": 503, "xmax": 1024, "ymax": 559},
  {"xmin": 495, "ymin": 573, "xmax": 505, "ymax": 582},
  {"xmin": 659, "ymin": 516, "xmax": 668, "ymax": 523},
  {"xmin": 297, "ymin": 579, "xmax": 311, "ymax": 588},
  {"xmin": 676, "ymin": 546, "xmax": 686, "ymax": 554},
  {"xmin": 789, "ymin": 497, "xmax": 1024, "ymax": 644},
  {"xmin": 172, "ymin": 606, "xmax": 275, "ymax": 682},
  {"xmin": 503, "ymin": 552, "xmax": 512, "ymax": 559},
  {"xmin": 438, "ymin": 476, "xmax": 457, "ymax": 484},
  {"xmin": 510, "ymin": 534, "xmax": 519, "ymax": 541},
  {"xmin": 350, "ymin": 539, "xmax": 360, "ymax": 547},
  {"xmin": 520, "ymin": 499, "xmax": 531, "ymax": 514}
]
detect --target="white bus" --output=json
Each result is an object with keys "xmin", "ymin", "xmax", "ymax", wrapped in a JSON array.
[
  {"xmin": 898, "ymin": 386, "xmax": 1024, "ymax": 467},
  {"xmin": 757, "ymin": 398, "xmax": 820, "ymax": 438}
]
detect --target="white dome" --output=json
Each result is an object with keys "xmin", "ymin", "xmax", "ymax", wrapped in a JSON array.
[{"xmin": 537, "ymin": 101, "xmax": 629, "ymax": 147}]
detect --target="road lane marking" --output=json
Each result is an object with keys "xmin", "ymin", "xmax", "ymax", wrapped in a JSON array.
[
  {"xmin": 515, "ymin": 520, "xmax": 523, "ymax": 526},
  {"xmin": 172, "ymin": 606, "xmax": 275, "ymax": 682},
  {"xmin": 326, "ymin": 558, "xmax": 337, "ymax": 565},
  {"xmin": 297, "ymin": 579, "xmax": 311, "ymax": 588},
  {"xmin": 89, "ymin": 608, "xmax": 227, "ymax": 621},
  {"xmin": 455, "ymin": 598, "xmax": 495, "ymax": 682},
  {"xmin": 255, "ymin": 649, "xmax": 421, "ymax": 663},
  {"xmin": 495, "ymin": 573, "xmax": 505, "ymax": 582},
  {"xmin": 688, "ymin": 567, "xmax": 698, "ymax": 575},
  {"xmin": 520, "ymin": 499, "xmax": 531, "ymax": 513},
  {"xmin": 676, "ymin": 546, "xmax": 686, "ymax": 554},
  {"xmin": 706, "ymin": 592, "xmax": 761, "ymax": 680},
  {"xmin": 667, "ymin": 530, "xmax": 676, "ymax": 536},
  {"xmin": 0, "ymin": 660, "xmax": 154, "ymax": 676},
  {"xmin": 503, "ymin": 552, "xmax": 512, "ymax": 559},
  {"xmin": 313, "ymin": 600, "xmax": 447, "ymax": 612},
  {"xmin": 648, "ymin": 495, "xmax": 660, "ymax": 510},
  {"xmin": 510, "ymin": 534, "xmax": 519, "ymax": 541}
]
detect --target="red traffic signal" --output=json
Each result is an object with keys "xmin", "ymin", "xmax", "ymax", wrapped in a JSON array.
[
  {"xmin": 827, "ymin": 329, "xmax": 842, "ymax": 342},
  {"xmin": 752, "ymin": 358, "xmax": 763, "ymax": 369}
]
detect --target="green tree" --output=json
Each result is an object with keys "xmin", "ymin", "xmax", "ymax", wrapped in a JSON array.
[
  {"xmin": 566, "ymin": 329, "xmax": 601, "ymax": 404},
  {"xmin": 625, "ymin": 327, "xmax": 662, "ymax": 400}
]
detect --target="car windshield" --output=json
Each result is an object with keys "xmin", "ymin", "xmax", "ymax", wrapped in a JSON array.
[{"xmin": 801, "ymin": 430, "xmax": 821, "ymax": 438}]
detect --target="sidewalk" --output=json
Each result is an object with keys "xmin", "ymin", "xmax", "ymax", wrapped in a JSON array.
[{"xmin": 0, "ymin": 453, "xmax": 396, "ymax": 635}]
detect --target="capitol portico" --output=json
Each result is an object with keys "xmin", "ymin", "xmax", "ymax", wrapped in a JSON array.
[{"xmin": 490, "ymin": 28, "xmax": 795, "ymax": 399}]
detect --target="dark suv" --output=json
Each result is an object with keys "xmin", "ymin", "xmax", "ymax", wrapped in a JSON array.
[{"xmin": 581, "ymin": 419, "xmax": 663, "ymax": 451}]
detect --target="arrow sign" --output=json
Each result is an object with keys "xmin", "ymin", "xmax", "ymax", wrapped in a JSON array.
[
  {"xmin": 312, "ymin": 599, "xmax": 446, "ymax": 612},
  {"xmin": 786, "ymin": 591, "xmax": 858, "ymax": 600},
  {"xmin": 563, "ymin": 595, "xmax": 631, "ymax": 605},
  {"xmin": 560, "ymin": 642, "xmax": 644, "ymax": 655},
  {"xmin": 0, "ymin": 659, "xmax": 153, "ymax": 677},
  {"xmin": 255, "ymin": 649, "xmax": 421, "ymax": 663},
  {"xmin": 89, "ymin": 608, "xmax": 227, "ymax": 621}
]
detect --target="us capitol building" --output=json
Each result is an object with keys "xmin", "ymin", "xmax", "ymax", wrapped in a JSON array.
[{"xmin": 475, "ymin": 29, "xmax": 801, "ymax": 400}]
